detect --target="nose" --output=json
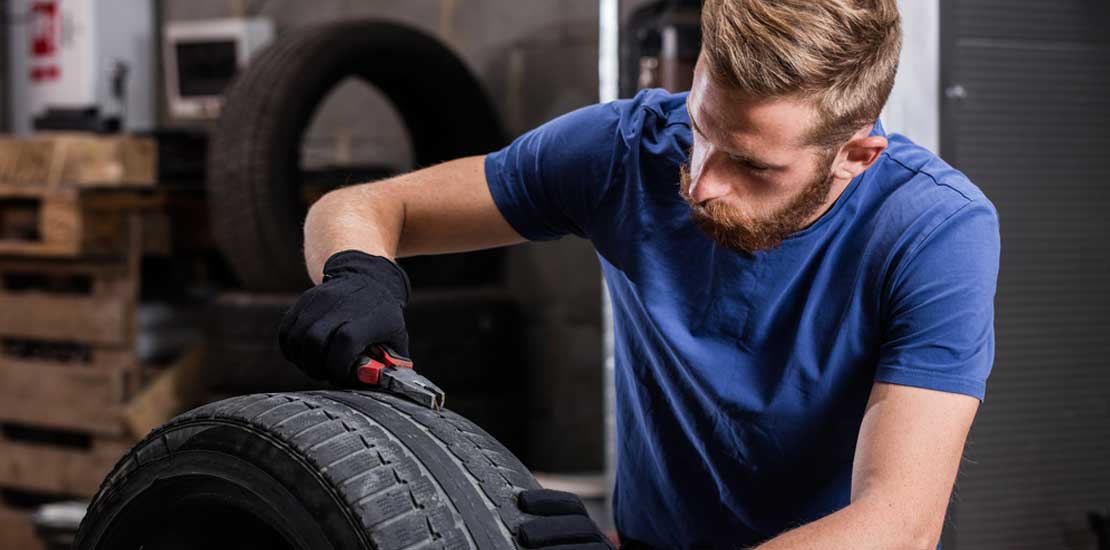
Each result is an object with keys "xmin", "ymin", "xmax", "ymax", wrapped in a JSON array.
[{"xmin": 687, "ymin": 168, "xmax": 732, "ymax": 204}]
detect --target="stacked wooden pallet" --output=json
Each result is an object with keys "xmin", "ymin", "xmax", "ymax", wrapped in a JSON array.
[{"xmin": 0, "ymin": 133, "xmax": 156, "ymax": 549}]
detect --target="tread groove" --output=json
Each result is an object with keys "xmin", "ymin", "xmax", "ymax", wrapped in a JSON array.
[{"xmin": 354, "ymin": 483, "xmax": 401, "ymax": 506}]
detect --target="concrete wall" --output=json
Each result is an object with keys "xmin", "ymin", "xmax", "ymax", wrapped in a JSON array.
[
  {"xmin": 882, "ymin": 0, "xmax": 940, "ymax": 153},
  {"xmin": 162, "ymin": 0, "xmax": 607, "ymax": 472}
]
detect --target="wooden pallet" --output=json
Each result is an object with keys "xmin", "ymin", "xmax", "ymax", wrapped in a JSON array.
[
  {"xmin": 0, "ymin": 347, "xmax": 206, "ymax": 499},
  {"xmin": 0, "ymin": 253, "xmax": 140, "ymax": 438},
  {"xmin": 0, "ymin": 349, "xmax": 206, "ymax": 500},
  {"xmin": 0, "ymin": 239, "xmax": 214, "ymax": 501},
  {"xmin": 0, "ymin": 133, "xmax": 155, "ymax": 189},
  {"xmin": 0, "ymin": 186, "xmax": 159, "ymax": 257},
  {"xmin": 0, "ymin": 141, "xmax": 205, "ymax": 508},
  {"xmin": 0, "ymin": 424, "xmax": 130, "ymax": 498}
]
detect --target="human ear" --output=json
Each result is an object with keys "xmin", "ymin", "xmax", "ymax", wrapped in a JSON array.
[{"xmin": 834, "ymin": 136, "xmax": 888, "ymax": 179}]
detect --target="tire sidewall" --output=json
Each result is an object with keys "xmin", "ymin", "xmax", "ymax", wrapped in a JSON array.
[{"xmin": 75, "ymin": 422, "xmax": 368, "ymax": 550}]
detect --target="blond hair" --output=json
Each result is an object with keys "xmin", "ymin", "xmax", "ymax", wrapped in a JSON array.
[{"xmin": 701, "ymin": 0, "xmax": 902, "ymax": 148}]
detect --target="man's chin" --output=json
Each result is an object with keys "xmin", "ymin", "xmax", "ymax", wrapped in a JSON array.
[{"xmin": 691, "ymin": 213, "xmax": 786, "ymax": 253}]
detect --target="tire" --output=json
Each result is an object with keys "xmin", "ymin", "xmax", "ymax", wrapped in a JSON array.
[
  {"xmin": 74, "ymin": 391, "xmax": 541, "ymax": 550},
  {"xmin": 208, "ymin": 21, "xmax": 506, "ymax": 292}
]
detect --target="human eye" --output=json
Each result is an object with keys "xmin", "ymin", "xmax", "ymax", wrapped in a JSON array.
[{"xmin": 729, "ymin": 154, "xmax": 771, "ymax": 174}]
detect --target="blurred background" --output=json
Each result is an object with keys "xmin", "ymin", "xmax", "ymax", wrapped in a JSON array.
[{"xmin": 0, "ymin": 0, "xmax": 1105, "ymax": 549}]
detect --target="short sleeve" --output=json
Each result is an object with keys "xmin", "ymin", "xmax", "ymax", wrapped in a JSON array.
[
  {"xmin": 876, "ymin": 199, "xmax": 1001, "ymax": 400},
  {"xmin": 484, "ymin": 101, "xmax": 625, "ymax": 241}
]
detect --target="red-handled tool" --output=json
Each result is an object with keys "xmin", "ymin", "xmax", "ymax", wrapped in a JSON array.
[{"xmin": 354, "ymin": 345, "xmax": 445, "ymax": 411}]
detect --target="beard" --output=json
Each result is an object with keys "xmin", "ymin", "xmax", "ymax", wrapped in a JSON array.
[{"xmin": 678, "ymin": 156, "xmax": 835, "ymax": 253}]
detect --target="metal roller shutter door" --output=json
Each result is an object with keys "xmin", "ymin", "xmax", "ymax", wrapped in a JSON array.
[{"xmin": 940, "ymin": 1, "xmax": 1110, "ymax": 548}]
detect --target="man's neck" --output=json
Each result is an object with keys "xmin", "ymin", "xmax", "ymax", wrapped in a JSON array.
[{"xmin": 801, "ymin": 174, "xmax": 856, "ymax": 229}]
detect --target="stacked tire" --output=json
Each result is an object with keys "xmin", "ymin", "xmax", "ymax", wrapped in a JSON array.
[
  {"xmin": 206, "ymin": 20, "xmax": 507, "ymax": 292},
  {"xmin": 202, "ymin": 290, "xmax": 526, "ymax": 453}
]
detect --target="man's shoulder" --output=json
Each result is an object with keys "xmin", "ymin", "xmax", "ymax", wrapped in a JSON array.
[
  {"xmin": 867, "ymin": 133, "xmax": 998, "ymax": 241},
  {"xmin": 607, "ymin": 89, "xmax": 692, "ymax": 151},
  {"xmin": 524, "ymin": 88, "xmax": 689, "ymax": 160},
  {"xmin": 860, "ymin": 133, "xmax": 999, "ymax": 289},
  {"xmin": 875, "ymin": 133, "xmax": 993, "ymax": 210},
  {"xmin": 612, "ymin": 88, "xmax": 689, "ymax": 121}
]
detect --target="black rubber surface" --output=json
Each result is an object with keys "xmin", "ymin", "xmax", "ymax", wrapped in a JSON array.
[
  {"xmin": 207, "ymin": 20, "xmax": 506, "ymax": 291},
  {"xmin": 75, "ymin": 391, "xmax": 542, "ymax": 549},
  {"xmin": 203, "ymin": 292, "xmax": 326, "ymax": 393}
]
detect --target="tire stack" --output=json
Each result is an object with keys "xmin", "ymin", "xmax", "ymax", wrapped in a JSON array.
[
  {"xmin": 203, "ymin": 290, "xmax": 525, "ymax": 453},
  {"xmin": 200, "ymin": 21, "xmax": 526, "ymax": 455},
  {"xmin": 201, "ymin": 293, "xmax": 326, "ymax": 394},
  {"xmin": 206, "ymin": 20, "xmax": 506, "ymax": 292}
]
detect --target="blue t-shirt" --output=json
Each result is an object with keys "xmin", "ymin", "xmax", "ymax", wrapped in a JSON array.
[{"xmin": 484, "ymin": 89, "xmax": 1000, "ymax": 549}]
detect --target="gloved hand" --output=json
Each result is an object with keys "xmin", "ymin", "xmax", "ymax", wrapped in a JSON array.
[
  {"xmin": 278, "ymin": 250, "xmax": 411, "ymax": 383},
  {"xmin": 517, "ymin": 489, "xmax": 614, "ymax": 550}
]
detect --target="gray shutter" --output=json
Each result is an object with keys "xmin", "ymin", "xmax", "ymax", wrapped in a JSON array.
[{"xmin": 940, "ymin": 1, "xmax": 1110, "ymax": 549}]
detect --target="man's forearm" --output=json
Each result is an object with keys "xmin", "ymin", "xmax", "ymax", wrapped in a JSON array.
[
  {"xmin": 753, "ymin": 497, "xmax": 937, "ymax": 550},
  {"xmin": 303, "ymin": 183, "xmax": 404, "ymax": 285},
  {"xmin": 302, "ymin": 156, "xmax": 519, "ymax": 285}
]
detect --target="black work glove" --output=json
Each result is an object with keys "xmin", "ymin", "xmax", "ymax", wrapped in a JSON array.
[
  {"xmin": 278, "ymin": 250, "xmax": 411, "ymax": 383},
  {"xmin": 517, "ymin": 489, "xmax": 614, "ymax": 550}
]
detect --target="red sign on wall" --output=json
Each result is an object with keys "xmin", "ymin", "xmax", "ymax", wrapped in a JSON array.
[
  {"xmin": 31, "ymin": 1, "xmax": 57, "ymax": 56},
  {"xmin": 30, "ymin": 0, "xmax": 59, "ymax": 81}
]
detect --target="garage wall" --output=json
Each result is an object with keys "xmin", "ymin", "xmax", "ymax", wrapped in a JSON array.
[{"xmin": 162, "ymin": 0, "xmax": 606, "ymax": 472}]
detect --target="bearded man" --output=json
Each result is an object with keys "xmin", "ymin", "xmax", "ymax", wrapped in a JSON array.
[{"xmin": 278, "ymin": 1, "xmax": 1000, "ymax": 548}]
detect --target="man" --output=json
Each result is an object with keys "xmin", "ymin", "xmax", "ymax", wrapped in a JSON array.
[{"xmin": 278, "ymin": 1, "xmax": 1000, "ymax": 548}]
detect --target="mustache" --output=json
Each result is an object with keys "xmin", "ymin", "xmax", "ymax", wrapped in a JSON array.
[
  {"xmin": 677, "ymin": 161, "xmax": 834, "ymax": 253},
  {"xmin": 678, "ymin": 164, "xmax": 752, "ymax": 226}
]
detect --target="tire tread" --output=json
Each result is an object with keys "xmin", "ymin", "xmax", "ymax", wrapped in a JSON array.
[{"xmin": 79, "ymin": 391, "xmax": 537, "ymax": 549}]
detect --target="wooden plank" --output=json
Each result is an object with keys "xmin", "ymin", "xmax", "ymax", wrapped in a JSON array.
[
  {"xmin": 0, "ymin": 438, "xmax": 131, "ymax": 497},
  {"xmin": 0, "ymin": 292, "xmax": 130, "ymax": 345},
  {"xmin": 0, "ymin": 134, "xmax": 155, "ymax": 189},
  {"xmin": 0, "ymin": 240, "xmax": 80, "ymax": 256},
  {"xmin": 0, "ymin": 251, "xmax": 138, "ymax": 303},
  {"xmin": 55, "ymin": 135, "xmax": 156, "ymax": 188},
  {"xmin": 92, "ymin": 349, "xmax": 140, "ymax": 399},
  {"xmin": 38, "ymin": 193, "xmax": 82, "ymax": 255},
  {"xmin": 123, "ymin": 345, "xmax": 205, "ymax": 438},
  {"xmin": 0, "ymin": 188, "xmax": 158, "ymax": 257},
  {"xmin": 0, "ymin": 506, "xmax": 44, "ymax": 550},
  {"xmin": 0, "ymin": 359, "xmax": 127, "ymax": 436},
  {"xmin": 0, "ymin": 192, "xmax": 85, "ymax": 256}
]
